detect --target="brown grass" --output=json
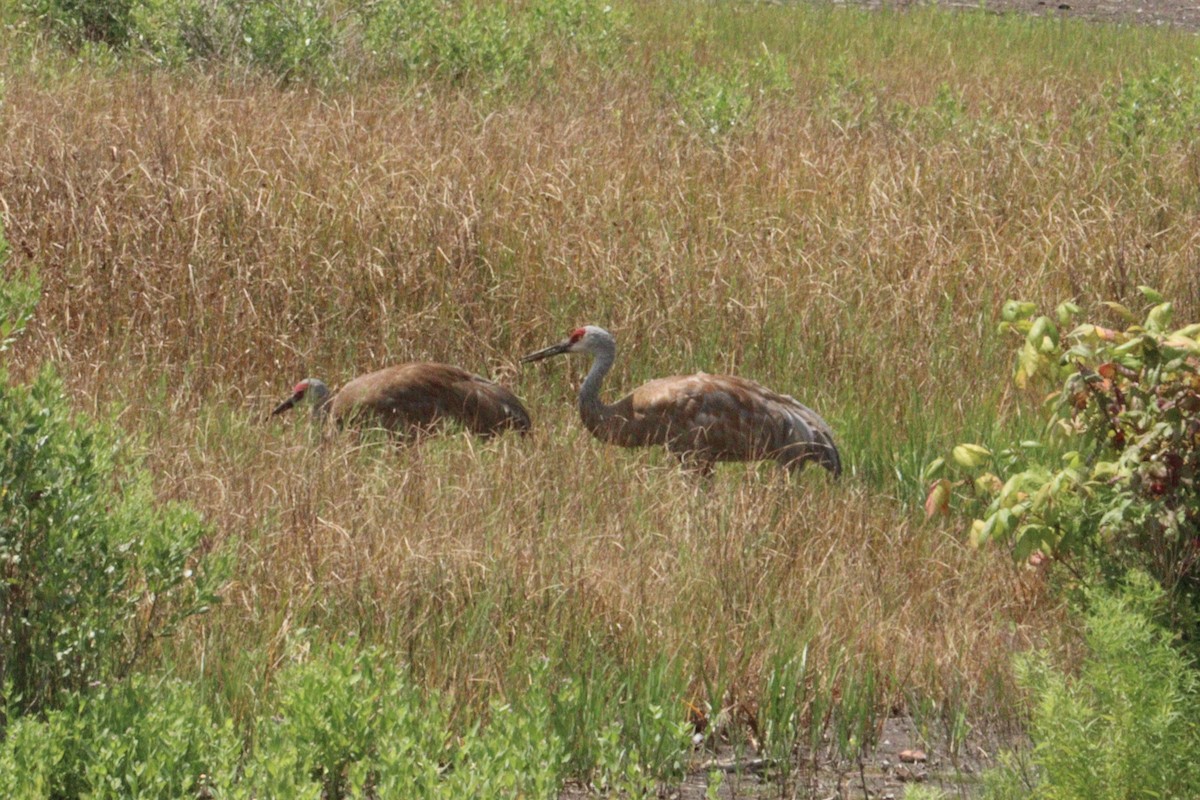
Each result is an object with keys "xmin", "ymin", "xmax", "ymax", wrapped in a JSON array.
[{"xmin": 5, "ymin": 3, "xmax": 1199, "ymax": 741}]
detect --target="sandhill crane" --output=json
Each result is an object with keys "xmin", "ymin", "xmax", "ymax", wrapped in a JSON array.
[
  {"xmin": 271, "ymin": 362, "xmax": 531, "ymax": 438},
  {"xmin": 521, "ymin": 326, "xmax": 841, "ymax": 477}
]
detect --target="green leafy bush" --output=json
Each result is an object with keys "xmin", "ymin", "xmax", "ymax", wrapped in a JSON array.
[
  {"xmin": 250, "ymin": 643, "xmax": 387, "ymax": 798},
  {"xmin": 358, "ymin": 0, "xmax": 626, "ymax": 85},
  {"xmin": 434, "ymin": 670, "xmax": 566, "ymax": 798},
  {"xmin": 24, "ymin": 0, "xmax": 629, "ymax": 85},
  {"xmin": 0, "ymin": 677, "xmax": 240, "ymax": 799},
  {"xmin": 927, "ymin": 289, "xmax": 1200, "ymax": 635},
  {"xmin": 657, "ymin": 43, "xmax": 791, "ymax": 138},
  {"xmin": 818, "ymin": 56, "xmax": 881, "ymax": 132},
  {"xmin": 241, "ymin": 0, "xmax": 338, "ymax": 83},
  {"xmin": 1110, "ymin": 62, "xmax": 1200, "ymax": 153},
  {"xmin": 130, "ymin": 0, "xmax": 246, "ymax": 65},
  {"xmin": 0, "ymin": 229, "xmax": 225, "ymax": 721},
  {"xmin": 361, "ymin": 0, "xmax": 534, "ymax": 85},
  {"xmin": 0, "ymin": 368, "xmax": 225, "ymax": 718},
  {"xmin": 0, "ymin": 237, "xmax": 37, "ymax": 356},
  {"xmin": 980, "ymin": 575, "xmax": 1200, "ymax": 800},
  {"xmin": 242, "ymin": 645, "xmax": 568, "ymax": 799},
  {"xmin": 0, "ymin": 646, "xmax": 572, "ymax": 798},
  {"xmin": 251, "ymin": 643, "xmax": 447, "ymax": 798},
  {"xmin": 21, "ymin": 0, "xmax": 135, "ymax": 48}
]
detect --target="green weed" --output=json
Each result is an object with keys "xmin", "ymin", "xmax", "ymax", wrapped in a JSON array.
[
  {"xmin": 981, "ymin": 574, "xmax": 1200, "ymax": 799},
  {"xmin": 1110, "ymin": 61, "xmax": 1200, "ymax": 153}
]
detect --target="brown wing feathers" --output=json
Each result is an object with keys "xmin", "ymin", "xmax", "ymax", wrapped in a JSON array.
[
  {"xmin": 325, "ymin": 363, "xmax": 530, "ymax": 437},
  {"xmin": 612, "ymin": 374, "xmax": 840, "ymax": 474}
]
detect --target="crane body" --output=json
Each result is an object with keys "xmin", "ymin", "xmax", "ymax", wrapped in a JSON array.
[
  {"xmin": 272, "ymin": 362, "xmax": 531, "ymax": 438},
  {"xmin": 522, "ymin": 326, "xmax": 840, "ymax": 477}
]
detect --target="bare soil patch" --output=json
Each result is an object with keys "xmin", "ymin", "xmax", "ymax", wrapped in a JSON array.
[
  {"xmin": 561, "ymin": 715, "xmax": 1025, "ymax": 798},
  {"xmin": 839, "ymin": 0, "xmax": 1200, "ymax": 30}
]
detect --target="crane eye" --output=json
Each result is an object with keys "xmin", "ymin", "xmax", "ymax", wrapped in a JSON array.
[{"xmin": 568, "ymin": 328, "xmax": 586, "ymax": 344}]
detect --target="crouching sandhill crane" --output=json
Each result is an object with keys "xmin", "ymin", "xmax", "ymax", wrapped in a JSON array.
[
  {"xmin": 271, "ymin": 363, "xmax": 531, "ymax": 438},
  {"xmin": 521, "ymin": 326, "xmax": 841, "ymax": 477}
]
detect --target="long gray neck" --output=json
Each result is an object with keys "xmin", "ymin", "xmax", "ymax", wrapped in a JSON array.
[
  {"xmin": 579, "ymin": 340, "xmax": 616, "ymax": 432},
  {"xmin": 307, "ymin": 380, "xmax": 333, "ymax": 422}
]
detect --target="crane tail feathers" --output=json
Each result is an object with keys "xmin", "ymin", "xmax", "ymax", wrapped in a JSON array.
[
  {"xmin": 464, "ymin": 382, "xmax": 533, "ymax": 435},
  {"xmin": 779, "ymin": 404, "xmax": 843, "ymax": 478}
]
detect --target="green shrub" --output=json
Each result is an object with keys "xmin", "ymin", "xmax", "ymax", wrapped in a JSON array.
[
  {"xmin": 0, "ymin": 228, "xmax": 225, "ymax": 721},
  {"xmin": 0, "ymin": 236, "xmax": 37, "ymax": 356},
  {"xmin": 908, "ymin": 82, "xmax": 971, "ymax": 139},
  {"xmin": 358, "ymin": 0, "xmax": 626, "ymax": 86},
  {"xmin": 241, "ymin": 0, "xmax": 338, "ymax": 83},
  {"xmin": 656, "ymin": 42, "xmax": 791, "ymax": 138},
  {"xmin": 531, "ymin": 0, "xmax": 626, "ymax": 62},
  {"xmin": 1110, "ymin": 62, "xmax": 1200, "ymax": 153},
  {"xmin": 20, "ymin": 0, "xmax": 629, "ymax": 85},
  {"xmin": 980, "ymin": 575, "xmax": 1200, "ymax": 800},
  {"xmin": 660, "ymin": 59, "xmax": 754, "ymax": 137},
  {"xmin": 927, "ymin": 290, "xmax": 1200, "ymax": 636},
  {"xmin": 0, "ymin": 367, "xmax": 225, "ymax": 718},
  {"xmin": 244, "ymin": 645, "xmax": 567, "ymax": 799},
  {"xmin": 0, "ymin": 645, "xmax": 570, "ymax": 798},
  {"xmin": 818, "ymin": 56, "xmax": 881, "ymax": 131},
  {"xmin": 0, "ymin": 706, "xmax": 67, "ymax": 798},
  {"xmin": 0, "ymin": 677, "xmax": 239, "ymax": 799},
  {"xmin": 436, "ymin": 670, "xmax": 566, "ymax": 798},
  {"xmin": 256, "ymin": 644, "xmax": 423, "ymax": 798},
  {"xmin": 127, "ymin": 0, "xmax": 245, "ymax": 65},
  {"xmin": 21, "ymin": 0, "xmax": 135, "ymax": 48}
]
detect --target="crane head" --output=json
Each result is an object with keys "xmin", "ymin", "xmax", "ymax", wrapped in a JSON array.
[
  {"xmin": 521, "ymin": 326, "xmax": 612, "ymax": 363},
  {"xmin": 271, "ymin": 378, "xmax": 330, "ymax": 417}
]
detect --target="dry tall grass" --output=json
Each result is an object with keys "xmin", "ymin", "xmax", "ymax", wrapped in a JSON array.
[{"xmin": 3, "ymin": 1, "xmax": 1199, "ymax": 745}]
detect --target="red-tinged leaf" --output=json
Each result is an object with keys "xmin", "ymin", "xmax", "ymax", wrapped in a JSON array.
[
  {"xmin": 925, "ymin": 479, "xmax": 952, "ymax": 518},
  {"xmin": 1094, "ymin": 326, "xmax": 1120, "ymax": 341},
  {"xmin": 1097, "ymin": 362, "xmax": 1117, "ymax": 380}
]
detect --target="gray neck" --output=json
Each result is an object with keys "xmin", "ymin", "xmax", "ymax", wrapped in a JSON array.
[
  {"xmin": 579, "ymin": 340, "xmax": 616, "ymax": 431},
  {"xmin": 307, "ymin": 380, "xmax": 333, "ymax": 422}
]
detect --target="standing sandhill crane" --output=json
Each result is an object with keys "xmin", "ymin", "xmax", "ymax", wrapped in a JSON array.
[
  {"xmin": 521, "ymin": 326, "xmax": 841, "ymax": 477},
  {"xmin": 271, "ymin": 362, "xmax": 531, "ymax": 438}
]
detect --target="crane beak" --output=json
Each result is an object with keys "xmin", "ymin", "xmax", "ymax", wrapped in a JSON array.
[
  {"xmin": 520, "ymin": 340, "xmax": 571, "ymax": 364},
  {"xmin": 271, "ymin": 395, "xmax": 299, "ymax": 416}
]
